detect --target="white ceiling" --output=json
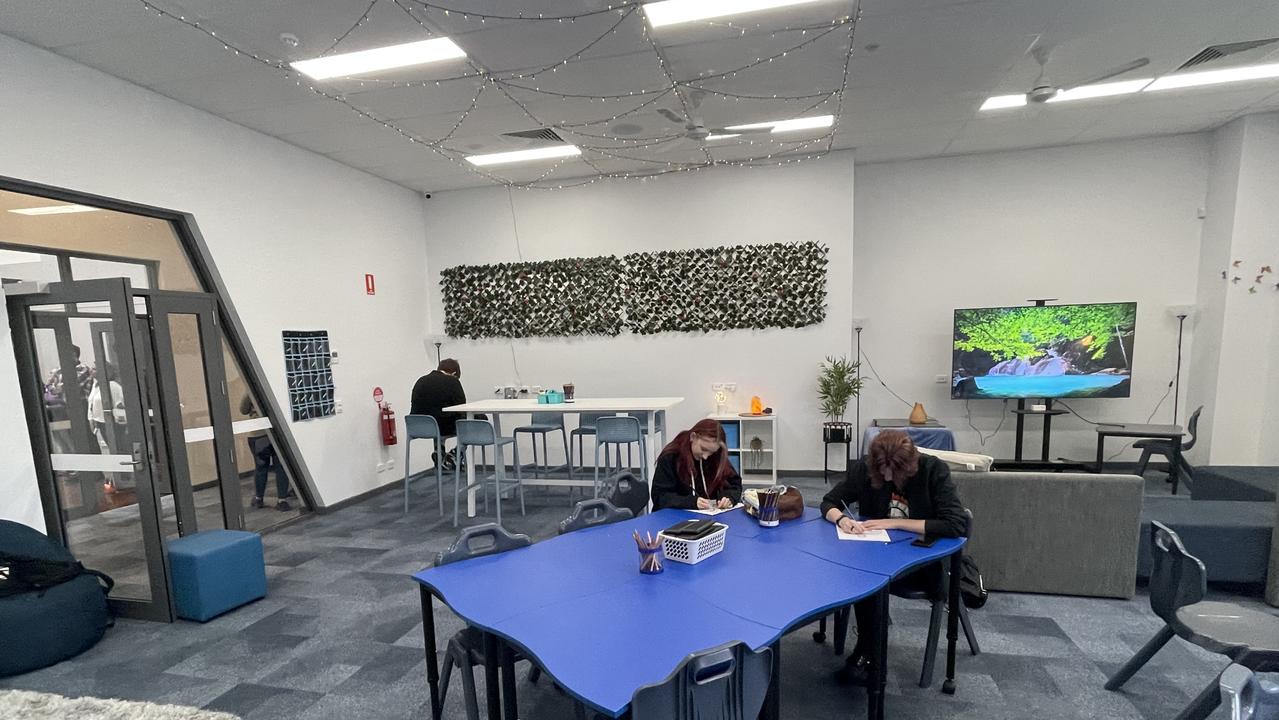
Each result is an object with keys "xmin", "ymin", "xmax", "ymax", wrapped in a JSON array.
[{"xmin": 4, "ymin": 0, "xmax": 1279, "ymax": 192}]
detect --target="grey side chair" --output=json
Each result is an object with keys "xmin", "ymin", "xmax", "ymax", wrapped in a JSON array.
[
  {"xmin": 453, "ymin": 419, "xmax": 525, "ymax": 527},
  {"xmin": 403, "ymin": 414, "xmax": 444, "ymax": 515},
  {"xmin": 1105, "ymin": 521, "xmax": 1279, "ymax": 719},
  {"xmin": 1134, "ymin": 405, "xmax": 1202, "ymax": 489},
  {"xmin": 630, "ymin": 641, "xmax": 773, "ymax": 720},
  {"xmin": 1220, "ymin": 664, "xmax": 1279, "ymax": 720},
  {"xmin": 569, "ymin": 412, "xmax": 607, "ymax": 479},
  {"xmin": 594, "ymin": 416, "xmax": 648, "ymax": 498},
  {"xmin": 558, "ymin": 498, "xmax": 633, "ymax": 535},
  {"xmin": 513, "ymin": 411, "xmax": 571, "ymax": 480},
  {"xmin": 434, "ymin": 524, "xmax": 533, "ymax": 720}
]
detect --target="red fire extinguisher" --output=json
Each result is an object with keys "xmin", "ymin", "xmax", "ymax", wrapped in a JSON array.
[{"xmin": 380, "ymin": 401, "xmax": 397, "ymax": 446}]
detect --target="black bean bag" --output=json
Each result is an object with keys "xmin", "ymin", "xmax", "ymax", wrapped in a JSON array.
[{"xmin": 0, "ymin": 520, "xmax": 112, "ymax": 677}]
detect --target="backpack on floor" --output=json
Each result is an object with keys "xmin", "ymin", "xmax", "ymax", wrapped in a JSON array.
[{"xmin": 959, "ymin": 555, "xmax": 988, "ymax": 609}]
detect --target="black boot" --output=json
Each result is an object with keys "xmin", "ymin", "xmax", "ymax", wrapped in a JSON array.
[{"xmin": 834, "ymin": 652, "xmax": 873, "ymax": 687}]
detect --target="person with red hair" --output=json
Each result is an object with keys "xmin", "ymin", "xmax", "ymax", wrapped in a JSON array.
[
  {"xmin": 820, "ymin": 429, "xmax": 966, "ymax": 686},
  {"xmin": 650, "ymin": 419, "xmax": 743, "ymax": 510}
]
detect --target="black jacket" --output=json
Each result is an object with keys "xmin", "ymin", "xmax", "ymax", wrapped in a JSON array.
[
  {"xmin": 820, "ymin": 455, "xmax": 966, "ymax": 538},
  {"xmin": 410, "ymin": 371, "xmax": 466, "ymax": 436},
  {"xmin": 650, "ymin": 452, "xmax": 743, "ymax": 510}
]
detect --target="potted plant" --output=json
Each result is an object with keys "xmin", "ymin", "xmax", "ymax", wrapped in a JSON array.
[{"xmin": 817, "ymin": 355, "xmax": 862, "ymax": 443}]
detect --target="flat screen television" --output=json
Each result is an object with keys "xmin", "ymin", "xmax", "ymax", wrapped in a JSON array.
[{"xmin": 951, "ymin": 302, "xmax": 1137, "ymax": 399}]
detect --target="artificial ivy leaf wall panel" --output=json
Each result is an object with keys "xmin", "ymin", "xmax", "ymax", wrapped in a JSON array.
[
  {"xmin": 440, "ymin": 256, "xmax": 625, "ymax": 338},
  {"xmin": 439, "ymin": 242, "xmax": 828, "ymax": 338},
  {"xmin": 623, "ymin": 242, "xmax": 828, "ymax": 334}
]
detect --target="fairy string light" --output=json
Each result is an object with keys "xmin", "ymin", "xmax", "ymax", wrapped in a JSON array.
[{"xmin": 132, "ymin": 0, "xmax": 863, "ymax": 190}]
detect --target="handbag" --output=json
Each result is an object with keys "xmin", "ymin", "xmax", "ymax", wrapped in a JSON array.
[{"xmin": 742, "ymin": 486, "xmax": 805, "ymax": 521}]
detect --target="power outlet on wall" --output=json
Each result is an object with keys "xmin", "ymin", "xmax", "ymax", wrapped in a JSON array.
[
  {"xmin": 385, "ymin": 459, "xmax": 395, "ymax": 470},
  {"xmin": 334, "ymin": 399, "xmax": 343, "ymax": 413},
  {"xmin": 934, "ymin": 374, "xmax": 948, "ymax": 384},
  {"xmin": 376, "ymin": 462, "xmax": 387, "ymax": 473}
]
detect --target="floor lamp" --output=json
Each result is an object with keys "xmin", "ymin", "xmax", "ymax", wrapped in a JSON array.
[
  {"xmin": 1167, "ymin": 305, "xmax": 1194, "ymax": 424},
  {"xmin": 853, "ymin": 317, "xmax": 867, "ymax": 457}
]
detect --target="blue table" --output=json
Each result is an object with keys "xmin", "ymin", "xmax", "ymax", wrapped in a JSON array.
[
  {"xmin": 861, "ymin": 424, "xmax": 957, "ymax": 454},
  {"xmin": 413, "ymin": 508, "xmax": 966, "ymax": 720}
]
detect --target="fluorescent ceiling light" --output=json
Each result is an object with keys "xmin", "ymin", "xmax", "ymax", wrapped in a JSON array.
[
  {"xmin": 705, "ymin": 133, "xmax": 741, "ymax": 141},
  {"xmin": 291, "ymin": 37, "xmax": 466, "ymax": 80},
  {"xmin": 465, "ymin": 145, "xmax": 582, "ymax": 166},
  {"xmin": 8, "ymin": 204, "xmax": 101, "ymax": 215},
  {"xmin": 1144, "ymin": 62, "xmax": 1279, "ymax": 91},
  {"xmin": 644, "ymin": 0, "xmax": 827, "ymax": 28},
  {"xmin": 1047, "ymin": 78, "xmax": 1152, "ymax": 102},
  {"xmin": 725, "ymin": 114, "xmax": 834, "ymax": 133},
  {"xmin": 979, "ymin": 94, "xmax": 1027, "ymax": 111}
]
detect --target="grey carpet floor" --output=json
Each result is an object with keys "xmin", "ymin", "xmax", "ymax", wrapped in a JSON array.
[{"xmin": 0, "ymin": 472, "xmax": 1259, "ymax": 719}]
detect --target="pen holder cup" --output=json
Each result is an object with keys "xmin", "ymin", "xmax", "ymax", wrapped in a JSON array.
[
  {"xmin": 757, "ymin": 489, "xmax": 780, "ymax": 528},
  {"xmin": 638, "ymin": 547, "xmax": 664, "ymax": 574}
]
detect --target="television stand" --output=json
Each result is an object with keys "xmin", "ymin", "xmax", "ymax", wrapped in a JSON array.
[{"xmin": 1010, "ymin": 399, "xmax": 1068, "ymax": 463}]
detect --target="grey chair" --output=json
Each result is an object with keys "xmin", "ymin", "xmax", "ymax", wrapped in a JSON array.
[
  {"xmin": 628, "ymin": 410, "xmax": 664, "ymax": 450},
  {"xmin": 822, "ymin": 509, "xmax": 980, "ymax": 688},
  {"xmin": 1221, "ymin": 664, "xmax": 1279, "ymax": 720},
  {"xmin": 1105, "ymin": 521, "xmax": 1279, "ymax": 719},
  {"xmin": 403, "ymin": 414, "xmax": 445, "ymax": 515},
  {"xmin": 569, "ymin": 413, "xmax": 607, "ymax": 479},
  {"xmin": 513, "ymin": 412, "xmax": 571, "ymax": 481},
  {"xmin": 558, "ymin": 498, "xmax": 633, "ymax": 535},
  {"xmin": 594, "ymin": 416, "xmax": 648, "ymax": 499},
  {"xmin": 608, "ymin": 471, "xmax": 651, "ymax": 517},
  {"xmin": 453, "ymin": 419, "xmax": 525, "ymax": 527},
  {"xmin": 1135, "ymin": 406, "xmax": 1201, "ymax": 491},
  {"xmin": 630, "ymin": 641, "xmax": 773, "ymax": 720},
  {"xmin": 435, "ymin": 524, "xmax": 533, "ymax": 720}
]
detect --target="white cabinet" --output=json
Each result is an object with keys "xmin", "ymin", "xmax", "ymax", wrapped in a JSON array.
[{"xmin": 707, "ymin": 413, "xmax": 777, "ymax": 486}]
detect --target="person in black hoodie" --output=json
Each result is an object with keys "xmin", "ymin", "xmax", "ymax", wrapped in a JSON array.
[
  {"xmin": 820, "ymin": 429, "xmax": 966, "ymax": 686},
  {"xmin": 651, "ymin": 419, "xmax": 743, "ymax": 510},
  {"xmin": 410, "ymin": 358, "xmax": 471, "ymax": 470}
]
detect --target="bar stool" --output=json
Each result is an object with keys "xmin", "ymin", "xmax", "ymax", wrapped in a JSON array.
[
  {"xmin": 594, "ymin": 416, "xmax": 648, "ymax": 498},
  {"xmin": 627, "ymin": 411, "xmax": 664, "ymax": 465},
  {"xmin": 453, "ymin": 419, "xmax": 525, "ymax": 527},
  {"xmin": 569, "ymin": 413, "xmax": 607, "ymax": 481},
  {"xmin": 513, "ymin": 412, "xmax": 570, "ymax": 480},
  {"xmin": 403, "ymin": 414, "xmax": 445, "ymax": 515}
]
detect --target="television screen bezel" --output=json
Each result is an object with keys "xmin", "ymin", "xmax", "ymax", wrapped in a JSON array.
[{"xmin": 950, "ymin": 301, "xmax": 1138, "ymax": 400}]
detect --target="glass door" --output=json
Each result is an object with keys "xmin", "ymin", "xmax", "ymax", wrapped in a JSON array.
[{"xmin": 8, "ymin": 278, "xmax": 175, "ymax": 621}]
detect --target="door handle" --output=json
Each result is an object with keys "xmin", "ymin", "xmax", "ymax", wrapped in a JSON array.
[{"xmin": 120, "ymin": 442, "xmax": 145, "ymax": 469}]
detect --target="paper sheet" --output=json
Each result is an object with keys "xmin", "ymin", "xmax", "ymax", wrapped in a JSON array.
[
  {"xmin": 837, "ymin": 527, "xmax": 892, "ymax": 542},
  {"xmin": 688, "ymin": 503, "xmax": 743, "ymax": 516}
]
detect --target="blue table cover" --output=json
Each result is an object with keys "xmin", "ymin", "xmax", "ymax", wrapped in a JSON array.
[
  {"xmin": 412, "ymin": 508, "xmax": 965, "ymax": 717},
  {"xmin": 861, "ymin": 425, "xmax": 956, "ymax": 454}
]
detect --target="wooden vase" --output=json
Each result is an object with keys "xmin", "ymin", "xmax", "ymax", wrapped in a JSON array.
[{"xmin": 908, "ymin": 402, "xmax": 928, "ymax": 425}]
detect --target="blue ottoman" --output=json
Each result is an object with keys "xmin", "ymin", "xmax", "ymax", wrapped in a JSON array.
[{"xmin": 167, "ymin": 530, "xmax": 267, "ymax": 622}]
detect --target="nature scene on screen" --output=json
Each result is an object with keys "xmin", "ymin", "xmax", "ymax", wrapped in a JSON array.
[{"xmin": 951, "ymin": 302, "xmax": 1137, "ymax": 399}]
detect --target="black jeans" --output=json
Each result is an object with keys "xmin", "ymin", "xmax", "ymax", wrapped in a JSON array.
[
  {"xmin": 851, "ymin": 561, "xmax": 944, "ymax": 661},
  {"xmin": 249, "ymin": 436, "xmax": 288, "ymax": 499}
]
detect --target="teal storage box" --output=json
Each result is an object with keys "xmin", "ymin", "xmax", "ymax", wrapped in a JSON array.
[{"xmin": 167, "ymin": 529, "xmax": 267, "ymax": 622}]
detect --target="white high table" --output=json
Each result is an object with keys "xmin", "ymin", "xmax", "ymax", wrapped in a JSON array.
[{"xmin": 443, "ymin": 397, "xmax": 683, "ymax": 517}]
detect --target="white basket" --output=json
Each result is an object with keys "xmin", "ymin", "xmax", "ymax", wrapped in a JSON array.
[{"xmin": 659, "ymin": 523, "xmax": 728, "ymax": 565}]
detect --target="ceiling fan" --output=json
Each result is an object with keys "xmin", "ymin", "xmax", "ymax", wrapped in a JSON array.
[
  {"xmin": 1018, "ymin": 39, "xmax": 1150, "ymax": 103},
  {"xmin": 655, "ymin": 89, "xmax": 771, "ymax": 145}
]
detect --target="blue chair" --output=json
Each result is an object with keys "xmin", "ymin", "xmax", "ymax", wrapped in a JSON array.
[
  {"xmin": 558, "ymin": 498, "xmax": 633, "ymax": 535},
  {"xmin": 594, "ymin": 416, "xmax": 648, "ymax": 498},
  {"xmin": 435, "ymin": 524, "xmax": 533, "ymax": 720},
  {"xmin": 569, "ymin": 413, "xmax": 608, "ymax": 480},
  {"xmin": 454, "ymin": 419, "xmax": 525, "ymax": 528},
  {"xmin": 1105, "ymin": 521, "xmax": 1279, "ymax": 719},
  {"xmin": 630, "ymin": 641, "xmax": 773, "ymax": 720},
  {"xmin": 404, "ymin": 414, "xmax": 445, "ymax": 515},
  {"xmin": 513, "ymin": 412, "xmax": 570, "ymax": 480}
]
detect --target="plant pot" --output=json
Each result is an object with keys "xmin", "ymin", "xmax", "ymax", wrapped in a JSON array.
[{"xmin": 823, "ymin": 422, "xmax": 852, "ymax": 443}]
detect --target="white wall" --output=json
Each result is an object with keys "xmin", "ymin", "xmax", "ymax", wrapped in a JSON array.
[
  {"xmin": 854, "ymin": 135, "xmax": 1209, "ymax": 462},
  {"xmin": 423, "ymin": 157, "xmax": 856, "ymax": 471},
  {"xmin": 0, "ymin": 34, "xmax": 431, "ymax": 525}
]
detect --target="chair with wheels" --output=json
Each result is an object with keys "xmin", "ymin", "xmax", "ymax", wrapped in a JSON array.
[
  {"xmin": 403, "ymin": 414, "xmax": 445, "ymax": 515},
  {"xmin": 630, "ymin": 641, "xmax": 773, "ymax": 720},
  {"xmin": 1104, "ymin": 521, "xmax": 1279, "ymax": 719},
  {"xmin": 434, "ymin": 524, "xmax": 533, "ymax": 720},
  {"xmin": 1134, "ymin": 406, "xmax": 1201, "ymax": 489},
  {"xmin": 513, "ymin": 412, "xmax": 571, "ymax": 482},
  {"xmin": 594, "ymin": 416, "xmax": 648, "ymax": 498},
  {"xmin": 453, "ymin": 419, "xmax": 525, "ymax": 527}
]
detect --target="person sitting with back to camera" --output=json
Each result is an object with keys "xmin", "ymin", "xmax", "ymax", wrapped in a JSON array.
[
  {"xmin": 820, "ymin": 429, "xmax": 967, "ymax": 687},
  {"xmin": 651, "ymin": 419, "xmax": 743, "ymax": 510}
]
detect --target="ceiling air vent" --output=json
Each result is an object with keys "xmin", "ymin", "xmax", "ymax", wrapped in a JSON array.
[
  {"xmin": 1177, "ymin": 39, "xmax": 1279, "ymax": 71},
  {"xmin": 501, "ymin": 128, "xmax": 564, "ymax": 143}
]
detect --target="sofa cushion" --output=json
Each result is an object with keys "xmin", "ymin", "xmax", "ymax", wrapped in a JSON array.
[
  {"xmin": 918, "ymin": 447, "xmax": 994, "ymax": 472},
  {"xmin": 1139, "ymin": 496, "xmax": 1272, "ymax": 584},
  {"xmin": 1191, "ymin": 466, "xmax": 1278, "ymax": 502}
]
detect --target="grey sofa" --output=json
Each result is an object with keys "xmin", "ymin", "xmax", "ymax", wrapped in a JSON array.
[{"xmin": 952, "ymin": 471, "xmax": 1144, "ymax": 599}]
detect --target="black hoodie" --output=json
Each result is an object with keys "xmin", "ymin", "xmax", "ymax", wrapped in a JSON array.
[{"xmin": 819, "ymin": 454, "xmax": 966, "ymax": 538}]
